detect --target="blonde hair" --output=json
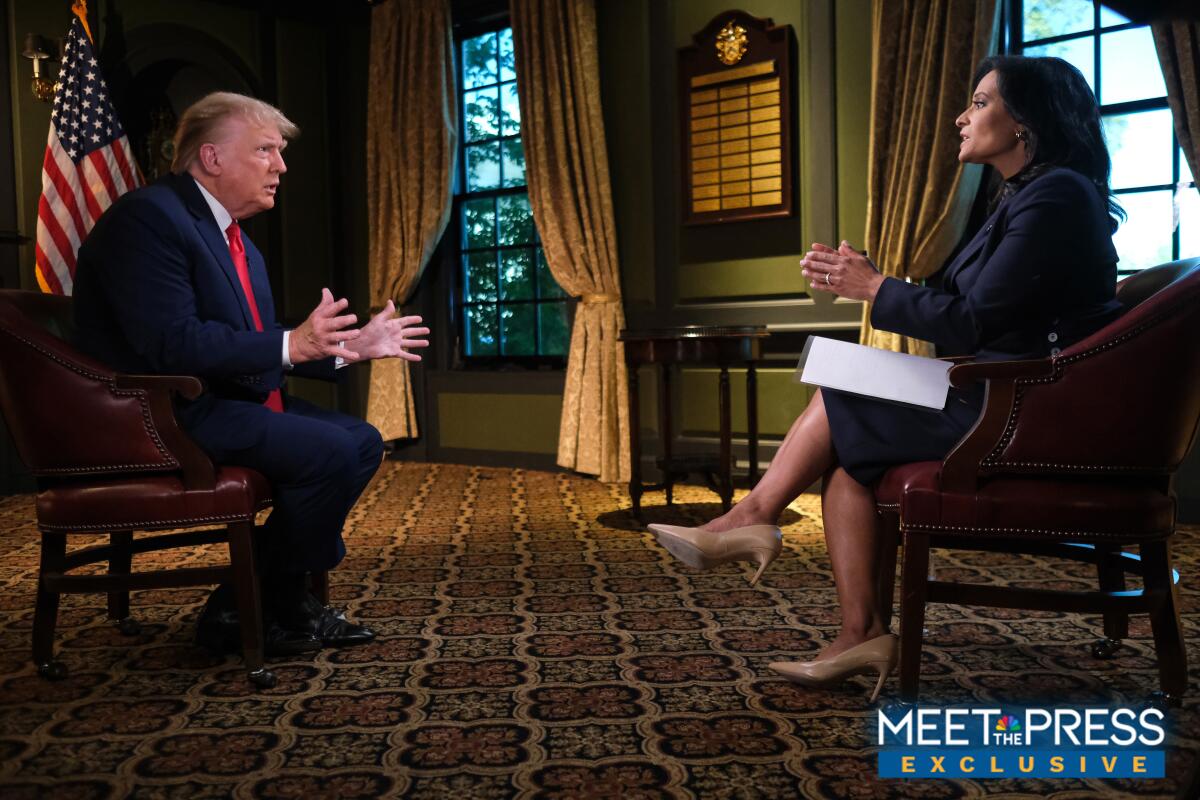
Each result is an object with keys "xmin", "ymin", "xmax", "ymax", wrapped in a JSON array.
[{"xmin": 171, "ymin": 92, "xmax": 299, "ymax": 173}]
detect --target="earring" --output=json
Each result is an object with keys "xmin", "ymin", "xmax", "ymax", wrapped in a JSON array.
[{"xmin": 1015, "ymin": 130, "xmax": 1028, "ymax": 142}]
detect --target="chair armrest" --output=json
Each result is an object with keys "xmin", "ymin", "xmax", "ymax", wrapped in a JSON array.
[
  {"xmin": 939, "ymin": 358, "xmax": 1054, "ymax": 492},
  {"xmin": 114, "ymin": 374, "xmax": 203, "ymax": 400},
  {"xmin": 112, "ymin": 374, "xmax": 215, "ymax": 491},
  {"xmin": 947, "ymin": 357, "xmax": 1053, "ymax": 387}
]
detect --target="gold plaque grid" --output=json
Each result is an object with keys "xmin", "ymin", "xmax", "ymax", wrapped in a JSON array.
[{"xmin": 688, "ymin": 60, "xmax": 782, "ymax": 215}]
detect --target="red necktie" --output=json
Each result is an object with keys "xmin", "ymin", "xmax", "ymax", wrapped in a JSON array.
[{"xmin": 226, "ymin": 222, "xmax": 284, "ymax": 413}]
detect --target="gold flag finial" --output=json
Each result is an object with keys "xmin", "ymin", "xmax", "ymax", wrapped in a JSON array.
[{"xmin": 72, "ymin": 0, "xmax": 93, "ymax": 43}]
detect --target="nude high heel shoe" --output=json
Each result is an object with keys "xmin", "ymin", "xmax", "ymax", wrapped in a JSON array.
[
  {"xmin": 647, "ymin": 524, "xmax": 782, "ymax": 585},
  {"xmin": 768, "ymin": 633, "xmax": 898, "ymax": 703}
]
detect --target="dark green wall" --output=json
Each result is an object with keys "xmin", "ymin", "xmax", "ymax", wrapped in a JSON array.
[{"xmin": 583, "ymin": 0, "xmax": 872, "ymax": 476}]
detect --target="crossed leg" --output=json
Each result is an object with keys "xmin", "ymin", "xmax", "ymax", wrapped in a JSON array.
[{"xmin": 701, "ymin": 389, "xmax": 889, "ymax": 659}]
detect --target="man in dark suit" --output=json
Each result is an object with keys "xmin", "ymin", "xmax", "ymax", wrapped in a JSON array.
[{"xmin": 72, "ymin": 92, "xmax": 429, "ymax": 655}]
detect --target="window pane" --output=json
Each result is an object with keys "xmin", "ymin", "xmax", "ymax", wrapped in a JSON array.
[
  {"xmin": 1113, "ymin": 190, "xmax": 1173, "ymax": 271},
  {"xmin": 1100, "ymin": 28, "xmax": 1167, "ymax": 105},
  {"xmin": 1180, "ymin": 186, "xmax": 1200, "ymax": 259},
  {"xmin": 1023, "ymin": 37, "xmax": 1094, "ymax": 92},
  {"xmin": 465, "ymin": 142, "xmax": 501, "ymax": 191},
  {"xmin": 501, "ymin": 138, "xmax": 526, "ymax": 187},
  {"xmin": 538, "ymin": 302, "xmax": 570, "ymax": 356},
  {"xmin": 499, "ymin": 28, "xmax": 516, "ymax": 82},
  {"xmin": 1181, "ymin": 147, "xmax": 1194, "ymax": 185},
  {"xmin": 466, "ymin": 304, "xmax": 498, "ymax": 356},
  {"xmin": 464, "ymin": 87, "xmax": 500, "ymax": 143},
  {"xmin": 1103, "ymin": 109, "xmax": 1173, "ymax": 190},
  {"xmin": 500, "ymin": 250, "xmax": 534, "ymax": 300},
  {"xmin": 497, "ymin": 194, "xmax": 534, "ymax": 245},
  {"xmin": 1099, "ymin": 5, "xmax": 1130, "ymax": 26},
  {"xmin": 462, "ymin": 33, "xmax": 498, "ymax": 89},
  {"xmin": 465, "ymin": 251, "xmax": 498, "ymax": 302},
  {"xmin": 500, "ymin": 304, "xmax": 536, "ymax": 355},
  {"xmin": 1023, "ymin": 0, "xmax": 1093, "ymax": 41},
  {"xmin": 501, "ymin": 82, "xmax": 521, "ymax": 136},
  {"xmin": 462, "ymin": 198, "xmax": 495, "ymax": 250},
  {"xmin": 537, "ymin": 249, "xmax": 566, "ymax": 299}
]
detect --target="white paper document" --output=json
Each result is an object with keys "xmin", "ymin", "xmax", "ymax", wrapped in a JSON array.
[{"xmin": 795, "ymin": 336, "xmax": 952, "ymax": 410}]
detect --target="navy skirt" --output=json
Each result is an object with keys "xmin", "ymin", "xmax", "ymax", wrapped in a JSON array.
[{"xmin": 822, "ymin": 384, "xmax": 986, "ymax": 486}]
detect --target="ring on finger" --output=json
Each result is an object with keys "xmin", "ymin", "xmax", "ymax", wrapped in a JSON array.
[{"xmin": 825, "ymin": 272, "xmax": 831, "ymax": 285}]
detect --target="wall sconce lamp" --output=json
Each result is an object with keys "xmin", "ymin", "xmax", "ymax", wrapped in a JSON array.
[{"xmin": 21, "ymin": 34, "xmax": 57, "ymax": 102}]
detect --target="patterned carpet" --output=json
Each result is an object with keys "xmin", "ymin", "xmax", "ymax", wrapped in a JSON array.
[{"xmin": 0, "ymin": 461, "xmax": 1197, "ymax": 799}]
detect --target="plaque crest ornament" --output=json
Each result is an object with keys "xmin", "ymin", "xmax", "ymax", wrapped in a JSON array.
[
  {"xmin": 715, "ymin": 20, "xmax": 748, "ymax": 65},
  {"xmin": 679, "ymin": 11, "xmax": 795, "ymax": 224}
]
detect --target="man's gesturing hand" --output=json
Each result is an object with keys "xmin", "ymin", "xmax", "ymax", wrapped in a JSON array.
[
  {"xmin": 289, "ymin": 288, "xmax": 361, "ymax": 364},
  {"xmin": 352, "ymin": 300, "xmax": 430, "ymax": 362}
]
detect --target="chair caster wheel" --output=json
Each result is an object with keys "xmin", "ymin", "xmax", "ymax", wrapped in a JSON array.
[
  {"xmin": 1092, "ymin": 638, "xmax": 1122, "ymax": 659},
  {"xmin": 247, "ymin": 668, "xmax": 277, "ymax": 689},
  {"xmin": 1148, "ymin": 691, "xmax": 1182, "ymax": 710},
  {"xmin": 117, "ymin": 617, "xmax": 141, "ymax": 636},
  {"xmin": 37, "ymin": 660, "xmax": 68, "ymax": 680}
]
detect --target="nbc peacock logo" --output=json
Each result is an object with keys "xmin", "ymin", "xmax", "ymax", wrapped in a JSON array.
[{"xmin": 996, "ymin": 715, "xmax": 1022, "ymax": 734}]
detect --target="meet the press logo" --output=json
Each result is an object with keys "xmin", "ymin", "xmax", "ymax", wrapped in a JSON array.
[{"xmin": 877, "ymin": 705, "xmax": 1166, "ymax": 779}]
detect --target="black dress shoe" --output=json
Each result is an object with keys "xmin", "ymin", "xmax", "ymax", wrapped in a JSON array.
[
  {"xmin": 277, "ymin": 592, "xmax": 376, "ymax": 648},
  {"xmin": 195, "ymin": 588, "xmax": 320, "ymax": 657}
]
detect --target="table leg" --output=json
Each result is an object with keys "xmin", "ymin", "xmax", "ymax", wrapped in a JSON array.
[
  {"xmin": 627, "ymin": 364, "xmax": 643, "ymax": 521},
  {"xmin": 747, "ymin": 362, "xmax": 759, "ymax": 488},
  {"xmin": 660, "ymin": 363, "xmax": 673, "ymax": 506},
  {"xmin": 718, "ymin": 365, "xmax": 732, "ymax": 511}
]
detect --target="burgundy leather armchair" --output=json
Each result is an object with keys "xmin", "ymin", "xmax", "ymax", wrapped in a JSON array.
[
  {"xmin": 875, "ymin": 257, "xmax": 1200, "ymax": 705},
  {"xmin": 0, "ymin": 290, "xmax": 282, "ymax": 688}
]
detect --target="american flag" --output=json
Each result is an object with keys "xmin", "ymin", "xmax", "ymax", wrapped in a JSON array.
[{"xmin": 35, "ymin": 7, "xmax": 140, "ymax": 295}]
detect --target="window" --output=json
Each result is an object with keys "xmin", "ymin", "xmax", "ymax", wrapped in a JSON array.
[
  {"xmin": 455, "ymin": 26, "xmax": 570, "ymax": 360},
  {"xmin": 1010, "ymin": 1, "xmax": 1198, "ymax": 273}
]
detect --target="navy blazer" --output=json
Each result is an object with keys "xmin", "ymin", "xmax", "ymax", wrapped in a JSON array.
[
  {"xmin": 871, "ymin": 167, "xmax": 1123, "ymax": 362},
  {"xmin": 73, "ymin": 173, "xmax": 333, "ymax": 411}
]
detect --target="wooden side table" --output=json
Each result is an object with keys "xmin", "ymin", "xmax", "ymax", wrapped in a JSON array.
[{"xmin": 619, "ymin": 325, "xmax": 770, "ymax": 521}]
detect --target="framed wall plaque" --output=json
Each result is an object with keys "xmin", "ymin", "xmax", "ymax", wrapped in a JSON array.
[{"xmin": 679, "ymin": 11, "xmax": 795, "ymax": 226}]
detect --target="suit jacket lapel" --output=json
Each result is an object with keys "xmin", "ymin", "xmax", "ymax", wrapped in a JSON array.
[
  {"xmin": 943, "ymin": 230, "xmax": 988, "ymax": 288},
  {"xmin": 943, "ymin": 202, "xmax": 1007, "ymax": 288},
  {"xmin": 166, "ymin": 173, "xmax": 256, "ymax": 329}
]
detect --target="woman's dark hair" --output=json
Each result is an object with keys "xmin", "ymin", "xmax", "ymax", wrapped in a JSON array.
[{"xmin": 973, "ymin": 54, "xmax": 1124, "ymax": 230}]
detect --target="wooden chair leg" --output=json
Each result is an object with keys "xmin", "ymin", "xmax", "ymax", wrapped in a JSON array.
[
  {"xmin": 876, "ymin": 512, "xmax": 900, "ymax": 632},
  {"xmin": 898, "ymin": 530, "xmax": 931, "ymax": 703},
  {"xmin": 227, "ymin": 521, "xmax": 275, "ymax": 689},
  {"xmin": 1141, "ymin": 539, "xmax": 1187, "ymax": 702},
  {"xmin": 34, "ymin": 532, "xmax": 67, "ymax": 679},
  {"xmin": 107, "ymin": 530, "xmax": 139, "ymax": 635},
  {"xmin": 1093, "ymin": 543, "xmax": 1128, "ymax": 658},
  {"xmin": 309, "ymin": 571, "xmax": 330, "ymax": 606}
]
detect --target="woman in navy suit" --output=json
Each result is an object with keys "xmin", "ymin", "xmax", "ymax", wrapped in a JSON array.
[{"xmin": 650, "ymin": 56, "xmax": 1125, "ymax": 699}]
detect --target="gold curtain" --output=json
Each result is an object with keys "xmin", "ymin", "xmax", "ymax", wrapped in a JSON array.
[
  {"xmin": 860, "ymin": 0, "xmax": 999, "ymax": 353},
  {"xmin": 510, "ymin": 0, "xmax": 629, "ymax": 483},
  {"xmin": 1153, "ymin": 21, "xmax": 1200, "ymax": 190},
  {"xmin": 364, "ymin": 0, "xmax": 457, "ymax": 440}
]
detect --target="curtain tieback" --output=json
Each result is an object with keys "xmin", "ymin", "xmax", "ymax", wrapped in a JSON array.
[{"xmin": 581, "ymin": 293, "xmax": 620, "ymax": 304}]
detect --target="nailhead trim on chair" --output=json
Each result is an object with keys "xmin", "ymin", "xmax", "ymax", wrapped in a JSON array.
[
  {"xmin": 982, "ymin": 287, "xmax": 1195, "ymax": 473},
  {"xmin": 1, "ymin": 326, "xmax": 179, "ymax": 474},
  {"xmin": 37, "ymin": 511, "xmax": 259, "ymax": 532},
  {"xmin": 901, "ymin": 522, "xmax": 1171, "ymax": 540}
]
